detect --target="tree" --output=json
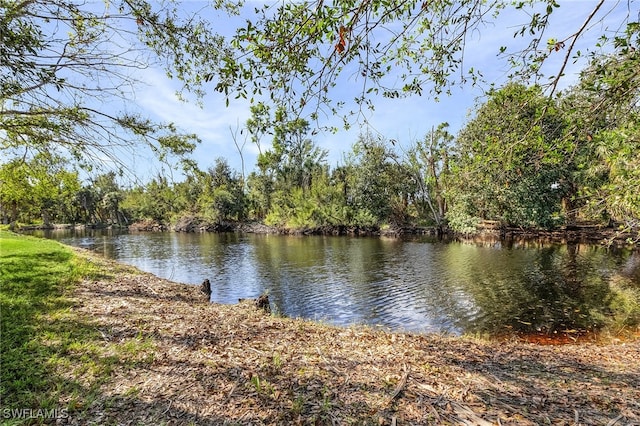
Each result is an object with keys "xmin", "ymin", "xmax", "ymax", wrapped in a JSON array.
[
  {"xmin": 122, "ymin": 174, "xmax": 182, "ymax": 223},
  {"xmin": 151, "ymin": 0, "xmax": 637, "ymax": 130},
  {"xmin": 406, "ymin": 123, "xmax": 454, "ymax": 227},
  {"xmin": 45, "ymin": 168, "xmax": 82, "ymax": 225},
  {"xmin": 75, "ymin": 187, "xmax": 100, "ymax": 224},
  {"xmin": 557, "ymin": 30, "xmax": 640, "ymax": 230},
  {"xmin": 1, "ymin": 0, "xmax": 202, "ymax": 170},
  {"xmin": 591, "ymin": 124, "xmax": 640, "ymax": 232},
  {"xmin": 0, "ymin": 160, "xmax": 33, "ymax": 227},
  {"xmin": 0, "ymin": 154, "xmax": 81, "ymax": 227},
  {"xmin": 5, "ymin": 1, "xmax": 635, "ymax": 168},
  {"xmin": 254, "ymin": 106, "xmax": 328, "ymax": 191},
  {"xmin": 346, "ymin": 132, "xmax": 415, "ymax": 225},
  {"xmin": 198, "ymin": 158, "xmax": 245, "ymax": 222},
  {"xmin": 446, "ymin": 28, "xmax": 640, "ymax": 233},
  {"xmin": 247, "ymin": 105, "xmax": 328, "ymax": 225},
  {"xmin": 91, "ymin": 172, "xmax": 127, "ymax": 225},
  {"xmin": 449, "ymin": 83, "xmax": 567, "ymax": 229}
]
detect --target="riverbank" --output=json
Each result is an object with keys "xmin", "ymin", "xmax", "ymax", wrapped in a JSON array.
[
  {"xmin": 133, "ymin": 217, "xmax": 640, "ymax": 245},
  {"xmin": 2, "ymin": 232, "xmax": 638, "ymax": 425},
  {"xmin": 16, "ymin": 217, "xmax": 639, "ymax": 247}
]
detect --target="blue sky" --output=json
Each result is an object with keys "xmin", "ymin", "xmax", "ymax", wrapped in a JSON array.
[{"xmin": 127, "ymin": 1, "xmax": 635, "ymax": 180}]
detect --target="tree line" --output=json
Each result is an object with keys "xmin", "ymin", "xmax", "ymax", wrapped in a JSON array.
[
  {"xmin": 1, "ymin": 1, "xmax": 638, "ymax": 237},
  {"xmin": 2, "ymin": 42, "xmax": 639, "ymax": 236}
]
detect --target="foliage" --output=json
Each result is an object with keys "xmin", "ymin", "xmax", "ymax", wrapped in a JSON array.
[
  {"xmin": 345, "ymin": 133, "xmax": 416, "ymax": 226},
  {"xmin": 246, "ymin": 170, "xmax": 273, "ymax": 221},
  {"xmin": 0, "ymin": 154, "xmax": 81, "ymax": 227},
  {"xmin": 3, "ymin": 0, "xmax": 639, "ymax": 237},
  {"xmin": 199, "ymin": 158, "xmax": 246, "ymax": 222},
  {"xmin": 558, "ymin": 33, "xmax": 640, "ymax": 231},
  {"xmin": 252, "ymin": 105, "xmax": 329, "ymax": 192},
  {"xmin": 0, "ymin": 231, "xmax": 158, "ymax": 419},
  {"xmin": 89, "ymin": 172, "xmax": 127, "ymax": 225},
  {"xmin": 444, "ymin": 197, "xmax": 481, "ymax": 235},
  {"xmin": 444, "ymin": 28, "xmax": 639, "ymax": 235},
  {"xmin": 265, "ymin": 170, "xmax": 348, "ymax": 229},
  {"xmin": 406, "ymin": 123, "xmax": 454, "ymax": 226},
  {"xmin": 201, "ymin": 0, "xmax": 562, "ymax": 119},
  {"xmin": 589, "ymin": 124, "xmax": 640, "ymax": 230},
  {"xmin": 0, "ymin": 232, "xmax": 99, "ymax": 413},
  {"xmin": 121, "ymin": 175, "xmax": 181, "ymax": 223},
  {"xmin": 0, "ymin": 0, "xmax": 199, "ymax": 171},
  {"xmin": 448, "ymin": 83, "xmax": 567, "ymax": 230},
  {"xmin": 2, "ymin": 16, "xmax": 639, "ymax": 236},
  {"xmin": 249, "ymin": 105, "xmax": 332, "ymax": 227},
  {"xmin": 138, "ymin": 0, "xmax": 637, "ymax": 133}
]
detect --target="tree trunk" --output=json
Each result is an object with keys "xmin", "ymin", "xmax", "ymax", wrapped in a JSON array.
[
  {"xmin": 42, "ymin": 209, "xmax": 51, "ymax": 228},
  {"xmin": 562, "ymin": 196, "xmax": 577, "ymax": 227},
  {"xmin": 9, "ymin": 201, "xmax": 18, "ymax": 230}
]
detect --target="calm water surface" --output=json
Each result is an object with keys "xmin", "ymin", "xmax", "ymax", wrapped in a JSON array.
[{"xmin": 37, "ymin": 230, "xmax": 640, "ymax": 336}]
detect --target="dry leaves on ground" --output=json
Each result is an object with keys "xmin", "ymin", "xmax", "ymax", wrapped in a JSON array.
[{"xmin": 63, "ymin": 251, "xmax": 640, "ymax": 425}]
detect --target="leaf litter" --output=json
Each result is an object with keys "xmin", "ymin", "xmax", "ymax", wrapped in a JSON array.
[{"xmin": 62, "ymin": 249, "xmax": 639, "ymax": 425}]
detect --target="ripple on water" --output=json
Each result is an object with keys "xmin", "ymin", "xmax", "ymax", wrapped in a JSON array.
[{"xmin": 36, "ymin": 230, "xmax": 640, "ymax": 336}]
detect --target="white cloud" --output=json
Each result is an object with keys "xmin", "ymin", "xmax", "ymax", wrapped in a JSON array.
[
  {"xmin": 126, "ymin": 1, "xmax": 633, "ymax": 178},
  {"xmin": 133, "ymin": 67, "xmax": 257, "ymax": 173}
]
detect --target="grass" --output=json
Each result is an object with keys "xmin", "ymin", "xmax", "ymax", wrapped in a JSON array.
[
  {"xmin": 0, "ymin": 231, "xmax": 151, "ymax": 424},
  {"xmin": 1, "ymin": 230, "xmax": 638, "ymax": 425},
  {"xmin": 0, "ymin": 231, "xmax": 93, "ymax": 420}
]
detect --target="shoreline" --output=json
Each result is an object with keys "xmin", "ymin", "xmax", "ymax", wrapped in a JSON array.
[
  {"xmin": 60, "ymin": 247, "xmax": 639, "ymax": 424},
  {"xmin": 15, "ymin": 218, "xmax": 640, "ymax": 248}
]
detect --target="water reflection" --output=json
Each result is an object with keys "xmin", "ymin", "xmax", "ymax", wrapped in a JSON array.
[
  {"xmin": 446, "ymin": 242, "xmax": 625, "ymax": 334},
  {"xmin": 34, "ymin": 229, "xmax": 640, "ymax": 336}
]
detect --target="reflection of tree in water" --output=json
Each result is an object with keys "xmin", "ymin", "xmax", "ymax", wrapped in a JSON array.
[
  {"xmin": 252, "ymin": 236, "xmax": 401, "ymax": 320},
  {"xmin": 461, "ymin": 243, "xmax": 630, "ymax": 335},
  {"xmin": 517, "ymin": 244, "xmax": 612, "ymax": 334},
  {"xmin": 619, "ymin": 251, "xmax": 640, "ymax": 283}
]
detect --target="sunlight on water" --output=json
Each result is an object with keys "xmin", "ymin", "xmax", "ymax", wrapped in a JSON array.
[{"xmin": 36, "ymin": 229, "xmax": 640, "ymax": 336}]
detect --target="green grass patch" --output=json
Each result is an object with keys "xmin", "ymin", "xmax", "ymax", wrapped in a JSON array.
[{"xmin": 0, "ymin": 231, "xmax": 150, "ymax": 424}]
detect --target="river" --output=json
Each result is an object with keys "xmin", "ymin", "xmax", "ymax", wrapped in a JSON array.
[{"xmin": 35, "ymin": 229, "xmax": 640, "ymax": 337}]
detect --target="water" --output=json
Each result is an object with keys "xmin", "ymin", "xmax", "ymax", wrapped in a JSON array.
[{"xmin": 35, "ymin": 229, "xmax": 640, "ymax": 336}]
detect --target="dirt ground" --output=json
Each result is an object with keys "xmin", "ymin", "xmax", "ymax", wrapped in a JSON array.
[{"xmin": 64, "ymin": 250, "xmax": 640, "ymax": 425}]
